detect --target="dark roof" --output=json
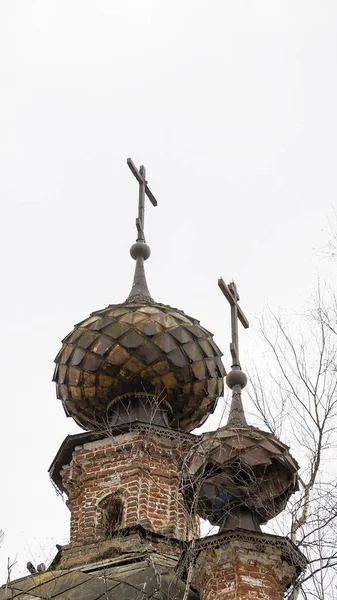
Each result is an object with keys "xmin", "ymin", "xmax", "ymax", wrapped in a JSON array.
[{"xmin": 0, "ymin": 556, "xmax": 199, "ymax": 599}]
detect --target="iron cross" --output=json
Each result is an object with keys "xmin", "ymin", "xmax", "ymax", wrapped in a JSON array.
[
  {"xmin": 218, "ymin": 278, "xmax": 249, "ymax": 368},
  {"xmin": 127, "ymin": 157, "xmax": 158, "ymax": 243}
]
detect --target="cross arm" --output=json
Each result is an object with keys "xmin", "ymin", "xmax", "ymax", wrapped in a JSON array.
[
  {"xmin": 218, "ymin": 278, "xmax": 249, "ymax": 329},
  {"xmin": 127, "ymin": 157, "xmax": 158, "ymax": 206},
  {"xmin": 127, "ymin": 157, "xmax": 144, "ymax": 184},
  {"xmin": 238, "ymin": 306, "xmax": 249, "ymax": 329}
]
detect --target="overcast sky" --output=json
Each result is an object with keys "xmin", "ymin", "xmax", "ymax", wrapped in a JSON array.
[{"xmin": 0, "ymin": 0, "xmax": 336, "ymax": 581}]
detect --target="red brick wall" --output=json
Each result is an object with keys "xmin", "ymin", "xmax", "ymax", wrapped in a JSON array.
[
  {"xmin": 195, "ymin": 540, "xmax": 296, "ymax": 600},
  {"xmin": 60, "ymin": 430, "xmax": 198, "ymax": 545}
]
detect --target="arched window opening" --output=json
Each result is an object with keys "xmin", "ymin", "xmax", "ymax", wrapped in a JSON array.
[{"xmin": 98, "ymin": 494, "xmax": 124, "ymax": 538}]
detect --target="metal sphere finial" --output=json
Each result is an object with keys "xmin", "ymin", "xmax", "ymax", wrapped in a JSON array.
[
  {"xmin": 130, "ymin": 241, "xmax": 151, "ymax": 261},
  {"xmin": 226, "ymin": 365, "xmax": 247, "ymax": 390}
]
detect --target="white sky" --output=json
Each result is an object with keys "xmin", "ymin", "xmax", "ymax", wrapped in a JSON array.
[{"xmin": 0, "ymin": 0, "xmax": 336, "ymax": 582}]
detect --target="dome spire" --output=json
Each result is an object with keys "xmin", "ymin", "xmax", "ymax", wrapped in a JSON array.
[
  {"xmin": 126, "ymin": 158, "xmax": 158, "ymax": 303},
  {"xmin": 218, "ymin": 278, "xmax": 249, "ymax": 426}
]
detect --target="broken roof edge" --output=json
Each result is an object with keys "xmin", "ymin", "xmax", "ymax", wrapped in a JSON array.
[{"xmin": 49, "ymin": 424, "xmax": 197, "ymax": 493}]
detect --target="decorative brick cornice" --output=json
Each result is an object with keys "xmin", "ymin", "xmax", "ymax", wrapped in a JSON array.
[
  {"xmin": 194, "ymin": 529, "xmax": 307, "ymax": 572},
  {"xmin": 49, "ymin": 423, "xmax": 196, "ymax": 493},
  {"xmin": 188, "ymin": 530, "xmax": 307, "ymax": 600}
]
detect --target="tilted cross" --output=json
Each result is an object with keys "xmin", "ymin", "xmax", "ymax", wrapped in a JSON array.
[
  {"xmin": 218, "ymin": 278, "xmax": 249, "ymax": 368},
  {"xmin": 127, "ymin": 157, "xmax": 158, "ymax": 243}
]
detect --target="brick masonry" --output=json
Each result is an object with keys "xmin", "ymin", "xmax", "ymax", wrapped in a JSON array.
[
  {"xmin": 60, "ymin": 430, "xmax": 198, "ymax": 547},
  {"xmin": 194, "ymin": 539, "xmax": 298, "ymax": 600}
]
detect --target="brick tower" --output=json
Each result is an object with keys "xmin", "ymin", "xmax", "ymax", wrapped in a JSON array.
[{"xmin": 0, "ymin": 159, "xmax": 306, "ymax": 599}]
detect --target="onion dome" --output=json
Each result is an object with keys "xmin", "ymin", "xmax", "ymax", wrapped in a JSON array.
[
  {"xmin": 53, "ymin": 298, "xmax": 224, "ymax": 432},
  {"xmin": 185, "ymin": 425, "xmax": 299, "ymax": 531},
  {"xmin": 53, "ymin": 158, "xmax": 225, "ymax": 432},
  {"xmin": 183, "ymin": 278, "xmax": 299, "ymax": 531}
]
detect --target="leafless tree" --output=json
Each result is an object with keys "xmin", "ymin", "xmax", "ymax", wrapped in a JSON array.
[
  {"xmin": 320, "ymin": 208, "xmax": 337, "ymax": 261},
  {"xmin": 248, "ymin": 284, "xmax": 337, "ymax": 600}
]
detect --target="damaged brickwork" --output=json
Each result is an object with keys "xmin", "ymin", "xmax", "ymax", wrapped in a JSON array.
[{"xmin": 60, "ymin": 429, "xmax": 199, "ymax": 548}]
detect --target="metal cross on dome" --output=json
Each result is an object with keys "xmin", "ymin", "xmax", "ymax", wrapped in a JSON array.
[
  {"xmin": 127, "ymin": 157, "xmax": 158, "ymax": 243},
  {"xmin": 218, "ymin": 278, "xmax": 249, "ymax": 368}
]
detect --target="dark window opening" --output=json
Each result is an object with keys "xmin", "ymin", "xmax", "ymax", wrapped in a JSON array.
[{"xmin": 99, "ymin": 495, "xmax": 124, "ymax": 538}]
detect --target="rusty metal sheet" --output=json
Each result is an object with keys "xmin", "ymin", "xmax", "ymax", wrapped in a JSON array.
[
  {"xmin": 82, "ymin": 352, "xmax": 102, "ymax": 371},
  {"xmin": 193, "ymin": 380, "xmax": 207, "ymax": 395},
  {"xmin": 119, "ymin": 330, "xmax": 144, "ymax": 349},
  {"xmin": 152, "ymin": 332, "xmax": 177, "ymax": 353},
  {"xmin": 68, "ymin": 347, "xmax": 86, "ymax": 366},
  {"xmin": 60, "ymin": 345, "xmax": 73, "ymax": 364},
  {"xmin": 207, "ymin": 379, "xmax": 217, "ymax": 396},
  {"xmin": 137, "ymin": 306, "xmax": 161, "ymax": 314},
  {"xmin": 198, "ymin": 339, "xmax": 214, "ymax": 357},
  {"xmin": 119, "ymin": 312, "xmax": 147, "ymax": 325},
  {"xmin": 98, "ymin": 316, "xmax": 115, "ymax": 329},
  {"xmin": 67, "ymin": 367, "xmax": 81, "ymax": 386},
  {"xmin": 56, "ymin": 383, "xmax": 68, "ymax": 400},
  {"xmin": 169, "ymin": 326, "xmax": 193, "ymax": 344},
  {"xmin": 91, "ymin": 335, "xmax": 114, "ymax": 356},
  {"xmin": 169, "ymin": 311, "xmax": 193, "ymax": 324},
  {"xmin": 204, "ymin": 358, "xmax": 217, "ymax": 378},
  {"xmin": 54, "ymin": 301, "xmax": 225, "ymax": 433},
  {"xmin": 106, "ymin": 307, "xmax": 130, "ymax": 317},
  {"xmin": 136, "ymin": 341, "xmax": 162, "ymax": 365},
  {"xmin": 183, "ymin": 342, "xmax": 203, "ymax": 362},
  {"xmin": 76, "ymin": 330, "xmax": 99, "ymax": 350},
  {"xmin": 106, "ymin": 345, "xmax": 129, "ymax": 365},
  {"xmin": 258, "ymin": 438, "xmax": 282, "ymax": 454},
  {"xmin": 184, "ymin": 325, "xmax": 206, "ymax": 339},
  {"xmin": 191, "ymin": 361, "xmax": 207, "ymax": 381},
  {"xmin": 76, "ymin": 316, "xmax": 102, "ymax": 328},
  {"xmin": 103, "ymin": 322, "xmax": 130, "ymax": 338},
  {"xmin": 221, "ymin": 435, "xmax": 257, "ymax": 450},
  {"xmin": 215, "ymin": 357, "xmax": 226, "ymax": 377},
  {"xmin": 167, "ymin": 347, "xmax": 187, "ymax": 368},
  {"xmin": 150, "ymin": 313, "xmax": 178, "ymax": 329},
  {"xmin": 124, "ymin": 357, "xmax": 145, "ymax": 374},
  {"xmin": 63, "ymin": 327, "xmax": 85, "ymax": 344},
  {"xmin": 241, "ymin": 447, "xmax": 272, "ymax": 467},
  {"xmin": 134, "ymin": 318, "xmax": 163, "ymax": 336}
]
